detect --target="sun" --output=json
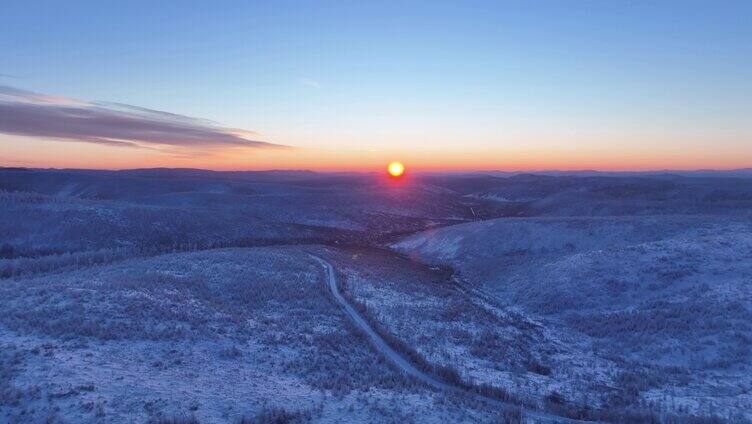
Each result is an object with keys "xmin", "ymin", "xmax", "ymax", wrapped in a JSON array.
[{"xmin": 387, "ymin": 161, "xmax": 405, "ymax": 177}]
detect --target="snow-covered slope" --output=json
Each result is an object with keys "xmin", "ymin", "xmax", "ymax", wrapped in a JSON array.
[
  {"xmin": 394, "ymin": 216, "xmax": 752, "ymax": 419},
  {"xmin": 0, "ymin": 247, "xmax": 503, "ymax": 423}
]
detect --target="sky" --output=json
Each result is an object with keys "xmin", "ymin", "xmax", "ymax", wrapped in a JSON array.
[{"xmin": 0, "ymin": 0, "xmax": 750, "ymax": 171}]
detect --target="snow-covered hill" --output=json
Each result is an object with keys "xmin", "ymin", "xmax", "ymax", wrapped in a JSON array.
[
  {"xmin": 0, "ymin": 248, "xmax": 504, "ymax": 423},
  {"xmin": 394, "ymin": 216, "xmax": 752, "ymax": 419}
]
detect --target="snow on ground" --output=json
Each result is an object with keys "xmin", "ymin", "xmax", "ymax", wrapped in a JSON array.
[
  {"xmin": 393, "ymin": 215, "xmax": 752, "ymax": 420},
  {"xmin": 318, "ymin": 247, "xmax": 621, "ymax": 412},
  {"xmin": 0, "ymin": 247, "xmax": 508, "ymax": 423}
]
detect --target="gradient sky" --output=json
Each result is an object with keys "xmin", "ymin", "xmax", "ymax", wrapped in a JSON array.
[{"xmin": 1, "ymin": 1, "xmax": 750, "ymax": 171}]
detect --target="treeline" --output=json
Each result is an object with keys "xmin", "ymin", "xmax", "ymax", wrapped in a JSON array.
[
  {"xmin": 0, "ymin": 248, "xmax": 136, "ymax": 278},
  {"xmin": 0, "ymin": 233, "xmax": 388, "ymax": 280}
]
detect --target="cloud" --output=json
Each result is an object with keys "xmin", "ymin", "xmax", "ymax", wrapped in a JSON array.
[
  {"xmin": 0, "ymin": 85, "xmax": 286, "ymax": 150},
  {"xmin": 298, "ymin": 77, "xmax": 321, "ymax": 89}
]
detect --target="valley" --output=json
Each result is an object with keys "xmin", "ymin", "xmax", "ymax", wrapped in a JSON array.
[{"xmin": 1, "ymin": 167, "xmax": 751, "ymax": 423}]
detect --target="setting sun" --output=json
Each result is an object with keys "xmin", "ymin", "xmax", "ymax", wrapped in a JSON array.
[{"xmin": 388, "ymin": 161, "xmax": 405, "ymax": 177}]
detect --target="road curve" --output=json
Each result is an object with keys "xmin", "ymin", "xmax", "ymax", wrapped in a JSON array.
[
  {"xmin": 310, "ymin": 255, "xmax": 454, "ymax": 391},
  {"xmin": 309, "ymin": 254, "xmax": 583, "ymax": 424}
]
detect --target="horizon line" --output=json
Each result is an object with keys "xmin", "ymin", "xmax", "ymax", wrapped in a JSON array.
[{"xmin": 3, "ymin": 165, "xmax": 752, "ymax": 175}]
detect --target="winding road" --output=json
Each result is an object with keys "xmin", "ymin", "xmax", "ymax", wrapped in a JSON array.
[
  {"xmin": 310, "ymin": 255, "xmax": 454, "ymax": 391},
  {"xmin": 310, "ymin": 254, "xmax": 582, "ymax": 424}
]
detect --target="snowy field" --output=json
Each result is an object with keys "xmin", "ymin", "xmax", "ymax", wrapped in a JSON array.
[{"xmin": 0, "ymin": 248, "xmax": 510, "ymax": 423}]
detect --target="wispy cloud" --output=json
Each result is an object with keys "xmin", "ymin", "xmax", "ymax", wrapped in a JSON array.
[
  {"xmin": 0, "ymin": 85, "xmax": 287, "ymax": 150},
  {"xmin": 298, "ymin": 77, "xmax": 321, "ymax": 89}
]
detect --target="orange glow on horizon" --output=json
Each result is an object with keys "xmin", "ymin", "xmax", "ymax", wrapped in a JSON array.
[{"xmin": 2, "ymin": 136, "xmax": 750, "ymax": 173}]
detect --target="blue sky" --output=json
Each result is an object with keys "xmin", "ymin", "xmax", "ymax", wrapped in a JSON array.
[{"xmin": 0, "ymin": 1, "xmax": 750, "ymax": 170}]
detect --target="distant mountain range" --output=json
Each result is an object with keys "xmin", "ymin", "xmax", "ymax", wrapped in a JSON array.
[
  {"xmin": 4, "ymin": 166, "xmax": 752, "ymax": 178},
  {"xmin": 454, "ymin": 168, "xmax": 752, "ymax": 178}
]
